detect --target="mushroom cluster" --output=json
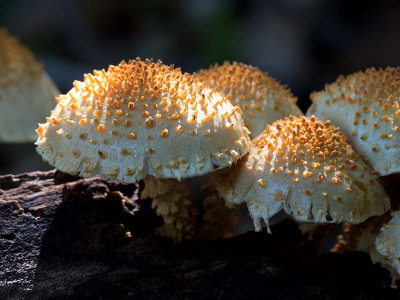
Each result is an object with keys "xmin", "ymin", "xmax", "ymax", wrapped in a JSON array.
[
  {"xmin": 0, "ymin": 28, "xmax": 59, "ymax": 142},
  {"xmin": 32, "ymin": 55, "xmax": 400, "ymax": 286}
]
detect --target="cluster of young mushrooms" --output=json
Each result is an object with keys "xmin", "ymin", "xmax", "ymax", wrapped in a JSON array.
[{"xmin": 2, "ymin": 28, "xmax": 400, "ymax": 285}]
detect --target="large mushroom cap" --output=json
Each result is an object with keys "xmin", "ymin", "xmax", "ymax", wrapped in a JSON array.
[
  {"xmin": 216, "ymin": 116, "xmax": 390, "ymax": 231},
  {"xmin": 376, "ymin": 210, "xmax": 400, "ymax": 273},
  {"xmin": 195, "ymin": 61, "xmax": 303, "ymax": 137},
  {"xmin": 36, "ymin": 58, "xmax": 250, "ymax": 182},
  {"xmin": 307, "ymin": 67, "xmax": 400, "ymax": 176},
  {"xmin": 0, "ymin": 29, "xmax": 59, "ymax": 142}
]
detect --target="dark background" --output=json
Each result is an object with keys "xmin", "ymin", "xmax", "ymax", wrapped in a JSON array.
[{"xmin": 1, "ymin": 0, "xmax": 400, "ymax": 173}]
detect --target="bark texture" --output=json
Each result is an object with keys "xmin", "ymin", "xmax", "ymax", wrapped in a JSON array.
[{"xmin": 0, "ymin": 170, "xmax": 399, "ymax": 299}]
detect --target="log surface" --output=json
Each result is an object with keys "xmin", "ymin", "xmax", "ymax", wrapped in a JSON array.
[{"xmin": 0, "ymin": 170, "xmax": 398, "ymax": 299}]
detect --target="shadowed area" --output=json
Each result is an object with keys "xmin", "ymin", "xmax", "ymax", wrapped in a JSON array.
[{"xmin": 0, "ymin": 170, "xmax": 399, "ymax": 298}]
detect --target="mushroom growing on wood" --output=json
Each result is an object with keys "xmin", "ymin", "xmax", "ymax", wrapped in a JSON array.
[
  {"xmin": 0, "ymin": 28, "xmax": 59, "ymax": 142},
  {"xmin": 307, "ymin": 67, "xmax": 400, "ymax": 176},
  {"xmin": 36, "ymin": 58, "xmax": 250, "ymax": 242},
  {"xmin": 214, "ymin": 115, "xmax": 390, "ymax": 232},
  {"xmin": 195, "ymin": 61, "xmax": 303, "ymax": 138}
]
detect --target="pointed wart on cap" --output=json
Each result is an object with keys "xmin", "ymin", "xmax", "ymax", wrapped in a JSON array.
[
  {"xmin": 215, "ymin": 115, "xmax": 390, "ymax": 232},
  {"xmin": 195, "ymin": 61, "xmax": 303, "ymax": 137},
  {"xmin": 36, "ymin": 58, "xmax": 250, "ymax": 182},
  {"xmin": 307, "ymin": 67, "xmax": 400, "ymax": 176}
]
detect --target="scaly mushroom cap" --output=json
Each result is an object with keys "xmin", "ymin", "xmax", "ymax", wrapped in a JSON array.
[
  {"xmin": 36, "ymin": 58, "xmax": 250, "ymax": 182},
  {"xmin": 307, "ymin": 67, "xmax": 400, "ymax": 176},
  {"xmin": 376, "ymin": 210, "xmax": 400, "ymax": 273},
  {"xmin": 216, "ymin": 116, "xmax": 390, "ymax": 231},
  {"xmin": 0, "ymin": 29, "xmax": 59, "ymax": 142},
  {"xmin": 195, "ymin": 61, "xmax": 302, "ymax": 137}
]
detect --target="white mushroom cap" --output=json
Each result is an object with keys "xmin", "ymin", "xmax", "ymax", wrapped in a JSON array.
[
  {"xmin": 307, "ymin": 67, "xmax": 400, "ymax": 176},
  {"xmin": 0, "ymin": 29, "xmax": 59, "ymax": 142},
  {"xmin": 195, "ymin": 61, "xmax": 303, "ymax": 138},
  {"xmin": 36, "ymin": 58, "xmax": 250, "ymax": 182},
  {"xmin": 376, "ymin": 210, "xmax": 400, "ymax": 273},
  {"xmin": 215, "ymin": 116, "xmax": 390, "ymax": 231}
]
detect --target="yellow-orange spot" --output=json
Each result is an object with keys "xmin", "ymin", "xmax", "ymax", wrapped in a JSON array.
[
  {"xmin": 97, "ymin": 124, "xmax": 106, "ymax": 132},
  {"xmin": 303, "ymin": 171, "xmax": 313, "ymax": 178},
  {"xmin": 145, "ymin": 116, "xmax": 154, "ymax": 127},
  {"xmin": 161, "ymin": 129, "xmax": 169, "ymax": 138},
  {"xmin": 257, "ymin": 179, "xmax": 266, "ymax": 187},
  {"xmin": 142, "ymin": 111, "xmax": 149, "ymax": 117}
]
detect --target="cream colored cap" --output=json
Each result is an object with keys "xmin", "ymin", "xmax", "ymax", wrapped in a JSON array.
[
  {"xmin": 376, "ymin": 210, "xmax": 400, "ymax": 273},
  {"xmin": 307, "ymin": 67, "xmax": 400, "ymax": 176},
  {"xmin": 195, "ymin": 61, "xmax": 302, "ymax": 138},
  {"xmin": 0, "ymin": 29, "xmax": 59, "ymax": 142},
  {"xmin": 216, "ymin": 116, "xmax": 390, "ymax": 231},
  {"xmin": 36, "ymin": 58, "xmax": 250, "ymax": 182}
]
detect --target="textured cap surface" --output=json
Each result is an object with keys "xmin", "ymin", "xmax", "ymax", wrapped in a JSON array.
[
  {"xmin": 0, "ymin": 29, "xmax": 59, "ymax": 142},
  {"xmin": 376, "ymin": 210, "xmax": 400, "ymax": 273},
  {"xmin": 215, "ymin": 116, "xmax": 390, "ymax": 231},
  {"xmin": 36, "ymin": 58, "xmax": 250, "ymax": 182},
  {"xmin": 195, "ymin": 62, "xmax": 302, "ymax": 137},
  {"xmin": 308, "ymin": 67, "xmax": 400, "ymax": 176}
]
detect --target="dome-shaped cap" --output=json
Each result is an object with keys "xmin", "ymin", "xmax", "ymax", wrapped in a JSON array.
[
  {"xmin": 308, "ymin": 67, "xmax": 400, "ymax": 176},
  {"xmin": 0, "ymin": 29, "xmax": 59, "ymax": 142},
  {"xmin": 36, "ymin": 58, "xmax": 250, "ymax": 182},
  {"xmin": 376, "ymin": 210, "xmax": 400, "ymax": 273},
  {"xmin": 195, "ymin": 62, "xmax": 302, "ymax": 137},
  {"xmin": 216, "ymin": 116, "xmax": 390, "ymax": 231}
]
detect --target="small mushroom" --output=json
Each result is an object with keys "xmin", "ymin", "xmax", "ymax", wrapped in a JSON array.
[
  {"xmin": 195, "ymin": 61, "xmax": 303, "ymax": 138},
  {"xmin": 214, "ymin": 116, "xmax": 390, "ymax": 232},
  {"xmin": 36, "ymin": 58, "xmax": 250, "ymax": 242},
  {"xmin": 0, "ymin": 29, "xmax": 59, "ymax": 142},
  {"xmin": 307, "ymin": 67, "xmax": 400, "ymax": 176}
]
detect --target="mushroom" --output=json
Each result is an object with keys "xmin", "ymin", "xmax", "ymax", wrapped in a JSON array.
[
  {"xmin": 195, "ymin": 61, "xmax": 303, "ymax": 138},
  {"xmin": 307, "ymin": 67, "xmax": 400, "ymax": 281},
  {"xmin": 376, "ymin": 210, "xmax": 400, "ymax": 273},
  {"xmin": 307, "ymin": 67, "xmax": 400, "ymax": 176},
  {"xmin": 36, "ymin": 58, "xmax": 250, "ymax": 242},
  {"xmin": 214, "ymin": 115, "xmax": 390, "ymax": 232},
  {"xmin": 0, "ymin": 28, "xmax": 59, "ymax": 142}
]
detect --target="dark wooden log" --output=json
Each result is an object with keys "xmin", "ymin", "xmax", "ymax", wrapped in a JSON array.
[{"xmin": 0, "ymin": 170, "xmax": 399, "ymax": 299}]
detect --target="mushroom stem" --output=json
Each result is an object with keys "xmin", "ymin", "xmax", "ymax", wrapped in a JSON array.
[
  {"xmin": 198, "ymin": 183, "xmax": 240, "ymax": 240},
  {"xmin": 331, "ymin": 213, "xmax": 392, "ymax": 265},
  {"xmin": 142, "ymin": 176, "xmax": 197, "ymax": 243}
]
